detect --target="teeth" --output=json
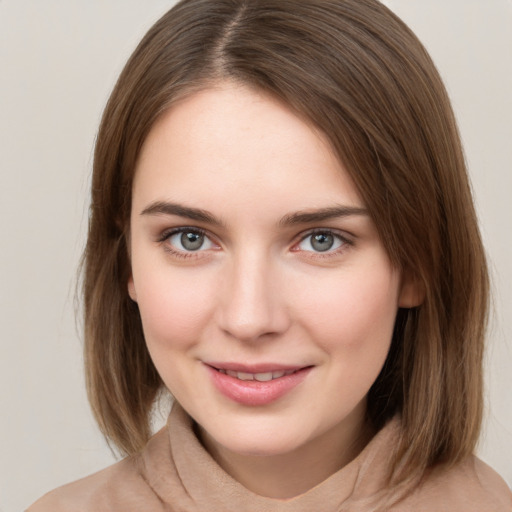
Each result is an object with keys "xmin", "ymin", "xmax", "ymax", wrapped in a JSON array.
[
  {"xmin": 220, "ymin": 369, "xmax": 297, "ymax": 381},
  {"xmin": 237, "ymin": 372, "xmax": 254, "ymax": 381},
  {"xmin": 254, "ymin": 372, "xmax": 273, "ymax": 382}
]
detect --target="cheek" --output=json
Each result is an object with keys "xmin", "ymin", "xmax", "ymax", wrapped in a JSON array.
[
  {"xmin": 295, "ymin": 265, "xmax": 400, "ymax": 413},
  {"xmin": 133, "ymin": 264, "xmax": 217, "ymax": 350},
  {"xmin": 294, "ymin": 263, "xmax": 400, "ymax": 356},
  {"xmin": 132, "ymin": 265, "xmax": 219, "ymax": 402}
]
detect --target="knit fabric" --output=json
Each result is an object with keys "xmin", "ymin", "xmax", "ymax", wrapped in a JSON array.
[{"xmin": 28, "ymin": 403, "xmax": 512, "ymax": 511}]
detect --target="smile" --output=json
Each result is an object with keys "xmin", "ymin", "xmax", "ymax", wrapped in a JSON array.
[
  {"xmin": 217, "ymin": 369, "xmax": 298, "ymax": 381},
  {"xmin": 205, "ymin": 363, "xmax": 313, "ymax": 406}
]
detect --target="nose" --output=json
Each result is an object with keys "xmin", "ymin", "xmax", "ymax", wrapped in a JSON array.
[{"xmin": 216, "ymin": 250, "xmax": 290, "ymax": 343}]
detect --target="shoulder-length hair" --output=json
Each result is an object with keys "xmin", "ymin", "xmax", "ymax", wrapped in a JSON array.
[{"xmin": 83, "ymin": 0, "xmax": 488, "ymax": 487}]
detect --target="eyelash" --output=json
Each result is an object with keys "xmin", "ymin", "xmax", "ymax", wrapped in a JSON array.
[
  {"xmin": 157, "ymin": 227, "xmax": 214, "ymax": 260},
  {"xmin": 157, "ymin": 227, "xmax": 353, "ymax": 260},
  {"xmin": 295, "ymin": 229, "xmax": 353, "ymax": 258}
]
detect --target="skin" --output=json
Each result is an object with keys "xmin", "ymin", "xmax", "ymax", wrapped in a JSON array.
[{"xmin": 128, "ymin": 82, "xmax": 420, "ymax": 499}]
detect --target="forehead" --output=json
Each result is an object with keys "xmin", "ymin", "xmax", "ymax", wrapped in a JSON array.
[{"xmin": 132, "ymin": 82, "xmax": 364, "ymax": 217}]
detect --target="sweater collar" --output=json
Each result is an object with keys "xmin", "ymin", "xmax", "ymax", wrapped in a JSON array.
[{"xmin": 141, "ymin": 402, "xmax": 400, "ymax": 512}]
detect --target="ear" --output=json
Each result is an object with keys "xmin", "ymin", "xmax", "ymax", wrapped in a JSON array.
[
  {"xmin": 127, "ymin": 275, "xmax": 137, "ymax": 302},
  {"xmin": 398, "ymin": 272, "xmax": 425, "ymax": 308}
]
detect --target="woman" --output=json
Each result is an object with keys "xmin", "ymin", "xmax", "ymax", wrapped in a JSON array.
[{"xmin": 29, "ymin": 0, "xmax": 512, "ymax": 510}]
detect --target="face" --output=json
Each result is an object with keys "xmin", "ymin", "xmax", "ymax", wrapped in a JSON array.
[{"xmin": 128, "ymin": 82, "xmax": 416, "ymax": 459}]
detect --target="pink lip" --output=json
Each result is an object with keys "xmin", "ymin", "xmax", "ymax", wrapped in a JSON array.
[
  {"xmin": 206, "ymin": 362, "xmax": 304, "ymax": 373},
  {"xmin": 205, "ymin": 363, "xmax": 313, "ymax": 406}
]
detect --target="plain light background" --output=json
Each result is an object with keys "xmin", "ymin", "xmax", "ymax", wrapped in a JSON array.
[{"xmin": 0, "ymin": 1, "xmax": 510, "ymax": 510}]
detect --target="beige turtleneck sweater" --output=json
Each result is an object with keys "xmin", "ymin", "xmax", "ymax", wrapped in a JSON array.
[{"xmin": 28, "ymin": 403, "xmax": 512, "ymax": 511}]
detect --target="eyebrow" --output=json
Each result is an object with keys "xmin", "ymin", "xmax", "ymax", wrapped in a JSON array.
[
  {"xmin": 141, "ymin": 201, "xmax": 225, "ymax": 227},
  {"xmin": 279, "ymin": 205, "xmax": 368, "ymax": 226},
  {"xmin": 141, "ymin": 201, "xmax": 368, "ymax": 227}
]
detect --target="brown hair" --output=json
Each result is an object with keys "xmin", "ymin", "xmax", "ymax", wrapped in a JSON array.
[{"xmin": 83, "ymin": 0, "xmax": 488, "ymax": 488}]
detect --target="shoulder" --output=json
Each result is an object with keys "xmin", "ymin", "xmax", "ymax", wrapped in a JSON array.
[
  {"xmin": 26, "ymin": 457, "xmax": 160, "ymax": 512},
  {"xmin": 394, "ymin": 456, "xmax": 512, "ymax": 512},
  {"xmin": 26, "ymin": 430, "xmax": 170, "ymax": 512}
]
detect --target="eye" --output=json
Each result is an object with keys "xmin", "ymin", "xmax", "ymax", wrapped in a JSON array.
[
  {"xmin": 296, "ymin": 231, "xmax": 346, "ymax": 253},
  {"xmin": 166, "ymin": 228, "xmax": 215, "ymax": 252}
]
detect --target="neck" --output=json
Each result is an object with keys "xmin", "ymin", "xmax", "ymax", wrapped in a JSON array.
[{"xmin": 197, "ymin": 402, "xmax": 373, "ymax": 499}]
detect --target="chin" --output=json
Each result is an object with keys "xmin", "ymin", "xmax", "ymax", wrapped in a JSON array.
[
  {"xmin": 220, "ymin": 433, "xmax": 307, "ymax": 458},
  {"xmin": 200, "ymin": 413, "xmax": 315, "ymax": 458}
]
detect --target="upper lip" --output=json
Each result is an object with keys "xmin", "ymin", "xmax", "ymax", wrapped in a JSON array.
[{"xmin": 205, "ymin": 362, "xmax": 309, "ymax": 373}]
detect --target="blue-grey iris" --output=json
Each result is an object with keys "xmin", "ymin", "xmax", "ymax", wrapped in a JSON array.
[
  {"xmin": 181, "ymin": 231, "xmax": 204, "ymax": 251},
  {"xmin": 311, "ymin": 233, "xmax": 334, "ymax": 252}
]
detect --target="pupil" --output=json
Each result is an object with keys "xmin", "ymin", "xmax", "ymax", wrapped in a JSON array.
[
  {"xmin": 181, "ymin": 232, "xmax": 203, "ymax": 251},
  {"xmin": 311, "ymin": 233, "xmax": 334, "ymax": 252}
]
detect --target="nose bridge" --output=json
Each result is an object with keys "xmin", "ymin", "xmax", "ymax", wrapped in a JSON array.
[{"xmin": 217, "ymin": 247, "xmax": 287, "ymax": 342}]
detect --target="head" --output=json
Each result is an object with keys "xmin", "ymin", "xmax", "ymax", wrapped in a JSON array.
[{"xmin": 83, "ymin": 0, "xmax": 488, "ymax": 483}]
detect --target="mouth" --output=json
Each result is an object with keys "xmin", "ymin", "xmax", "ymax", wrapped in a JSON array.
[
  {"xmin": 206, "ymin": 362, "xmax": 310, "ymax": 381},
  {"xmin": 205, "ymin": 363, "xmax": 313, "ymax": 406},
  {"xmin": 211, "ymin": 367, "xmax": 300, "ymax": 382}
]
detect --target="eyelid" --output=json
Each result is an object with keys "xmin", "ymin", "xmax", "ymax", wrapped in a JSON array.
[
  {"xmin": 292, "ymin": 228, "xmax": 353, "ymax": 254},
  {"xmin": 156, "ymin": 225, "xmax": 353, "ymax": 258},
  {"xmin": 157, "ymin": 226, "xmax": 207, "ymax": 243},
  {"xmin": 157, "ymin": 226, "xmax": 220, "ymax": 257}
]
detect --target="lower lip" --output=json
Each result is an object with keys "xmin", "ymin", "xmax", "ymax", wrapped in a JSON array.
[{"xmin": 206, "ymin": 365, "xmax": 312, "ymax": 406}]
